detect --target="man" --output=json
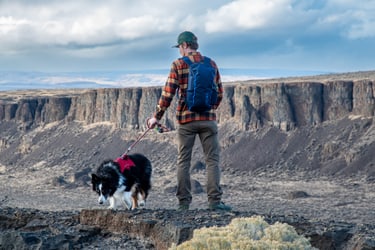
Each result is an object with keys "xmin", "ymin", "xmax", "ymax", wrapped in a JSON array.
[{"xmin": 147, "ymin": 31, "xmax": 231, "ymax": 211}]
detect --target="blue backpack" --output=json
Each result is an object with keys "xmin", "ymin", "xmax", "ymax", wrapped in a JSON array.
[{"xmin": 182, "ymin": 56, "xmax": 218, "ymax": 112}]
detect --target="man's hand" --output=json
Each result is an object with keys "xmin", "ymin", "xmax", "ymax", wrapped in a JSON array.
[{"xmin": 147, "ymin": 117, "xmax": 159, "ymax": 129}]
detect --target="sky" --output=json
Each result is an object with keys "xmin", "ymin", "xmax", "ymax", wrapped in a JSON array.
[{"xmin": 1, "ymin": 0, "xmax": 375, "ymax": 75}]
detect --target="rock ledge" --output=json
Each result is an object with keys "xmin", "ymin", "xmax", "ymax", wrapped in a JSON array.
[{"xmin": 1, "ymin": 207, "xmax": 374, "ymax": 250}]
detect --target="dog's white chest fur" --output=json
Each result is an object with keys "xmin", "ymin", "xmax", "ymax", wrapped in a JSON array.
[
  {"xmin": 109, "ymin": 187, "xmax": 132, "ymax": 209},
  {"xmin": 97, "ymin": 182, "xmax": 133, "ymax": 210}
]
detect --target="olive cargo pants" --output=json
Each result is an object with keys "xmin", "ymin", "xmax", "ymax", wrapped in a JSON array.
[{"xmin": 176, "ymin": 120, "xmax": 223, "ymax": 206}]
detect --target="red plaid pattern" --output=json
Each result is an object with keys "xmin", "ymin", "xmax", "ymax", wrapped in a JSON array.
[{"xmin": 155, "ymin": 52, "xmax": 223, "ymax": 124}]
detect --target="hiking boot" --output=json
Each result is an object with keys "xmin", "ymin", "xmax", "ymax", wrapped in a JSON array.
[
  {"xmin": 177, "ymin": 204, "xmax": 189, "ymax": 211},
  {"xmin": 208, "ymin": 202, "xmax": 232, "ymax": 211}
]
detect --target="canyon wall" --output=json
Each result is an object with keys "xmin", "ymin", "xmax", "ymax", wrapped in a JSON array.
[{"xmin": 0, "ymin": 80, "xmax": 374, "ymax": 130}]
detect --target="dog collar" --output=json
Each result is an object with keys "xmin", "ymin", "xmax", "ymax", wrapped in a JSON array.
[{"xmin": 114, "ymin": 156, "xmax": 136, "ymax": 173}]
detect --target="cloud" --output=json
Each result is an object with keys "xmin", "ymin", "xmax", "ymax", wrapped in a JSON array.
[
  {"xmin": 204, "ymin": 0, "xmax": 375, "ymax": 40},
  {"xmin": 345, "ymin": 11, "xmax": 375, "ymax": 39},
  {"xmin": 1, "ymin": 0, "xmax": 375, "ymax": 72},
  {"xmin": 205, "ymin": 0, "xmax": 292, "ymax": 32},
  {"xmin": 2, "ymin": 0, "xmax": 374, "ymax": 50}
]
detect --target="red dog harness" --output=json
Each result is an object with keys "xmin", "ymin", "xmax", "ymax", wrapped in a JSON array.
[{"xmin": 114, "ymin": 156, "xmax": 136, "ymax": 173}]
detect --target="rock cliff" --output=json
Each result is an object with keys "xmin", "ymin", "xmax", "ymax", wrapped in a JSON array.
[{"xmin": 1, "ymin": 79, "xmax": 373, "ymax": 131}]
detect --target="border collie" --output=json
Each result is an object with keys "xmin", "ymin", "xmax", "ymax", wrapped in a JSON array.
[{"xmin": 91, "ymin": 153, "xmax": 152, "ymax": 210}]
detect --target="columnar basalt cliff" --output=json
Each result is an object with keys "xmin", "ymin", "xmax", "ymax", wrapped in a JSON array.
[{"xmin": 0, "ymin": 80, "xmax": 374, "ymax": 130}]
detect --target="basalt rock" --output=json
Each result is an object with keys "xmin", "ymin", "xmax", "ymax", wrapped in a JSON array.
[{"xmin": 1, "ymin": 79, "xmax": 374, "ymax": 132}]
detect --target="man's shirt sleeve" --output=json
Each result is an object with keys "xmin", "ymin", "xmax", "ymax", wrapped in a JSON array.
[{"xmin": 155, "ymin": 62, "xmax": 179, "ymax": 120}]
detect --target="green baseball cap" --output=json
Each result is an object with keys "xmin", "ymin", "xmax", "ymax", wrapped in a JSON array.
[{"xmin": 172, "ymin": 31, "xmax": 198, "ymax": 48}]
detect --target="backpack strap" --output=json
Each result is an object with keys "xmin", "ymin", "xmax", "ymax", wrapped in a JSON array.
[
  {"xmin": 182, "ymin": 56, "xmax": 193, "ymax": 66},
  {"xmin": 203, "ymin": 56, "xmax": 211, "ymax": 65},
  {"xmin": 182, "ymin": 56, "xmax": 210, "ymax": 66}
]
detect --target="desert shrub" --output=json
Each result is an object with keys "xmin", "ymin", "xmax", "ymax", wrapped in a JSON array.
[{"xmin": 169, "ymin": 216, "xmax": 316, "ymax": 250}]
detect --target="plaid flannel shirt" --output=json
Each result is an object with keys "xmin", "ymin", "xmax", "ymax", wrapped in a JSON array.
[{"xmin": 154, "ymin": 52, "xmax": 223, "ymax": 124}]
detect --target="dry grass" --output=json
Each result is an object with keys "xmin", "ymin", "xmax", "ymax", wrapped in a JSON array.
[{"xmin": 169, "ymin": 216, "xmax": 316, "ymax": 250}]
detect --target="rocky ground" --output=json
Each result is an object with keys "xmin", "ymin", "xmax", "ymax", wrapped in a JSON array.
[{"xmin": 0, "ymin": 117, "xmax": 374, "ymax": 249}]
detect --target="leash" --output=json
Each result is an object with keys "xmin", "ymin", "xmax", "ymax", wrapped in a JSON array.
[
  {"xmin": 121, "ymin": 127, "xmax": 152, "ymax": 158},
  {"xmin": 120, "ymin": 118, "xmax": 170, "ymax": 158}
]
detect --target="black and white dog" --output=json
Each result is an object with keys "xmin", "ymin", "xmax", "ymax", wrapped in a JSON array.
[{"xmin": 91, "ymin": 153, "xmax": 152, "ymax": 210}]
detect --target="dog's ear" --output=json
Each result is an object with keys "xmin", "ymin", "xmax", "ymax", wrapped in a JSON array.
[
  {"xmin": 91, "ymin": 173, "xmax": 98, "ymax": 182},
  {"xmin": 91, "ymin": 174, "xmax": 99, "ymax": 191}
]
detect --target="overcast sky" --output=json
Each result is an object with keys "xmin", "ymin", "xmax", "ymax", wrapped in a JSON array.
[{"xmin": 1, "ymin": 0, "xmax": 375, "ymax": 74}]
